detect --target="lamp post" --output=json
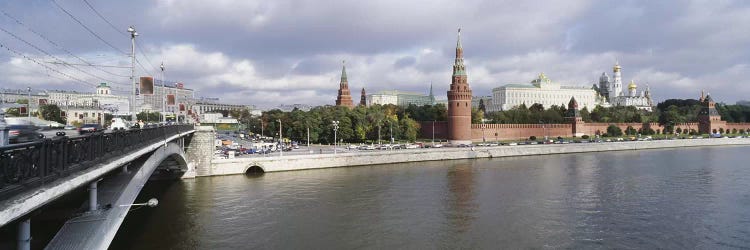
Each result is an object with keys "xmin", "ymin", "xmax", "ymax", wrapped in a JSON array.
[
  {"xmin": 160, "ymin": 62, "xmax": 165, "ymax": 123},
  {"xmin": 278, "ymin": 119, "xmax": 282, "ymax": 157},
  {"xmin": 432, "ymin": 120, "xmax": 435, "ymax": 146},
  {"xmin": 482, "ymin": 120, "xmax": 486, "ymax": 143},
  {"xmin": 27, "ymin": 87, "xmax": 31, "ymax": 120},
  {"xmin": 540, "ymin": 120, "xmax": 547, "ymax": 141},
  {"xmin": 332, "ymin": 120, "xmax": 339, "ymax": 155},
  {"xmin": 0, "ymin": 106, "xmax": 8, "ymax": 146},
  {"xmin": 128, "ymin": 26, "xmax": 138, "ymax": 122}
]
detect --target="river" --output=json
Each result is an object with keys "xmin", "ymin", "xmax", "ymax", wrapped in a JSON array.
[{"xmin": 112, "ymin": 145, "xmax": 750, "ymax": 249}]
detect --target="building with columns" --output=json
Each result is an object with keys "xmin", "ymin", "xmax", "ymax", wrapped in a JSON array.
[
  {"xmin": 335, "ymin": 62, "xmax": 354, "ymax": 108},
  {"xmin": 488, "ymin": 73, "xmax": 600, "ymax": 112},
  {"xmin": 447, "ymin": 28, "xmax": 473, "ymax": 145}
]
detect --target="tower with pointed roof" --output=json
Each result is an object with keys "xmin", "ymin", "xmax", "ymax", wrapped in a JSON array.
[
  {"xmin": 360, "ymin": 88, "xmax": 367, "ymax": 106},
  {"xmin": 698, "ymin": 91, "xmax": 722, "ymax": 134},
  {"xmin": 566, "ymin": 96, "xmax": 584, "ymax": 136},
  {"xmin": 335, "ymin": 61, "xmax": 354, "ymax": 108},
  {"xmin": 447, "ymin": 28, "xmax": 473, "ymax": 145}
]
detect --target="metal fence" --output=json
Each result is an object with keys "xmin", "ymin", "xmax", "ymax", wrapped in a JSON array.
[{"xmin": 0, "ymin": 124, "xmax": 194, "ymax": 199}]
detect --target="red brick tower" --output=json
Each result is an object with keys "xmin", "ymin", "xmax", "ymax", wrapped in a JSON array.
[
  {"xmin": 335, "ymin": 61, "xmax": 354, "ymax": 108},
  {"xmin": 698, "ymin": 90, "xmax": 723, "ymax": 134},
  {"xmin": 447, "ymin": 29, "xmax": 473, "ymax": 145},
  {"xmin": 566, "ymin": 97, "xmax": 584, "ymax": 136}
]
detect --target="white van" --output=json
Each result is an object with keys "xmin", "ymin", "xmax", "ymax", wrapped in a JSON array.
[{"xmin": 110, "ymin": 118, "xmax": 130, "ymax": 131}]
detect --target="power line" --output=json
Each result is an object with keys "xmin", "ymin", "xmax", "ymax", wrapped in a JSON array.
[
  {"xmin": 0, "ymin": 41, "xmax": 128, "ymax": 90},
  {"xmin": 136, "ymin": 42, "xmax": 159, "ymax": 74},
  {"xmin": 82, "ymin": 0, "xmax": 125, "ymax": 35},
  {"xmin": 50, "ymin": 0, "xmax": 128, "ymax": 55},
  {"xmin": 0, "ymin": 9, "xmax": 129, "ymax": 78},
  {"xmin": 78, "ymin": 0, "xmax": 162, "ymax": 76},
  {"xmin": 0, "ymin": 25, "xmax": 128, "ymax": 86}
]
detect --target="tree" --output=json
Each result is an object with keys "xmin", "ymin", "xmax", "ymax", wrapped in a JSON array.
[
  {"xmin": 471, "ymin": 107, "xmax": 484, "ymax": 124},
  {"xmin": 478, "ymin": 99, "xmax": 486, "ymax": 114},
  {"xmin": 625, "ymin": 125, "xmax": 637, "ymax": 135},
  {"xmin": 38, "ymin": 104, "xmax": 64, "ymax": 123},
  {"xmin": 607, "ymin": 124, "xmax": 623, "ymax": 137}
]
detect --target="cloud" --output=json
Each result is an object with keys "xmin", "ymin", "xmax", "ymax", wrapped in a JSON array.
[{"xmin": 1, "ymin": 0, "xmax": 750, "ymax": 109}]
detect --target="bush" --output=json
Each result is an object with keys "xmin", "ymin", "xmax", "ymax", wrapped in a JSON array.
[
  {"xmin": 582, "ymin": 135, "xmax": 590, "ymax": 139},
  {"xmin": 732, "ymin": 128, "xmax": 738, "ymax": 134},
  {"xmin": 607, "ymin": 124, "xmax": 623, "ymax": 137},
  {"xmin": 740, "ymin": 129, "xmax": 746, "ymax": 134},
  {"xmin": 676, "ymin": 128, "xmax": 683, "ymax": 134},
  {"xmin": 529, "ymin": 136, "xmax": 537, "ymax": 141},
  {"xmin": 713, "ymin": 129, "xmax": 717, "ymax": 134},
  {"xmin": 719, "ymin": 128, "xmax": 725, "ymax": 134}
]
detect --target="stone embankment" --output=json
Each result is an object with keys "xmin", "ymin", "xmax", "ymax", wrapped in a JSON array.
[{"xmin": 207, "ymin": 138, "xmax": 750, "ymax": 176}]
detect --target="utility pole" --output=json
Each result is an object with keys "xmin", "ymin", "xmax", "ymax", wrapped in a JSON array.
[
  {"xmin": 432, "ymin": 120, "xmax": 435, "ymax": 146},
  {"xmin": 27, "ymin": 87, "xmax": 31, "ymax": 120},
  {"xmin": 128, "ymin": 26, "xmax": 138, "ymax": 122},
  {"xmin": 160, "ymin": 62, "xmax": 165, "ymax": 123},
  {"xmin": 307, "ymin": 126, "xmax": 310, "ymax": 152},
  {"xmin": 65, "ymin": 96, "xmax": 70, "ymax": 125},
  {"xmin": 332, "ymin": 120, "xmax": 339, "ymax": 155},
  {"xmin": 278, "ymin": 119, "xmax": 282, "ymax": 157}
]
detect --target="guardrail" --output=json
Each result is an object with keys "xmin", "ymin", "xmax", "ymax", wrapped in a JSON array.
[{"xmin": 0, "ymin": 124, "xmax": 194, "ymax": 199}]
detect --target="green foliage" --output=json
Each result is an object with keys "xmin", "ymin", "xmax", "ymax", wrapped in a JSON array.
[
  {"xmin": 715, "ymin": 103, "xmax": 750, "ymax": 122},
  {"xmin": 486, "ymin": 103, "xmax": 566, "ymax": 124},
  {"xmin": 5, "ymin": 108, "xmax": 21, "ymax": 117},
  {"xmin": 607, "ymin": 124, "xmax": 623, "ymax": 137},
  {"xmin": 471, "ymin": 107, "xmax": 484, "ymax": 124},
  {"xmin": 38, "ymin": 104, "xmax": 64, "ymax": 123},
  {"xmin": 625, "ymin": 125, "xmax": 637, "ymax": 135},
  {"xmin": 136, "ymin": 111, "xmax": 162, "ymax": 122},
  {"xmin": 15, "ymin": 99, "xmax": 28, "ymax": 104},
  {"xmin": 247, "ymin": 104, "xmax": 430, "ymax": 144},
  {"xmin": 581, "ymin": 135, "xmax": 590, "ymax": 139},
  {"xmin": 529, "ymin": 136, "xmax": 537, "ymax": 141}
]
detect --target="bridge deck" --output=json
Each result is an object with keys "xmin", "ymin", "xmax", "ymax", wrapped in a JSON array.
[{"xmin": 46, "ymin": 142, "xmax": 186, "ymax": 249}]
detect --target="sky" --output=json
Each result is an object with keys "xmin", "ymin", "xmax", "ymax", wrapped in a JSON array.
[{"xmin": 0, "ymin": 0, "xmax": 748, "ymax": 109}]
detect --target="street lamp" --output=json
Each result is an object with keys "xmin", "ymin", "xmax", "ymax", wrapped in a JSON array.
[
  {"xmin": 26, "ymin": 87, "xmax": 31, "ymax": 120},
  {"xmin": 160, "ymin": 62, "xmax": 165, "ymax": 123},
  {"xmin": 432, "ymin": 120, "xmax": 435, "ymax": 146},
  {"xmin": 128, "ymin": 26, "xmax": 138, "ymax": 122},
  {"xmin": 540, "ymin": 120, "xmax": 547, "ymax": 141},
  {"xmin": 332, "ymin": 120, "xmax": 339, "ymax": 155},
  {"xmin": 278, "ymin": 119, "xmax": 282, "ymax": 157}
]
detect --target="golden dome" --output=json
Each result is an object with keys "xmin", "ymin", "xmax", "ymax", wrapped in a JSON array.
[
  {"xmin": 613, "ymin": 62, "xmax": 621, "ymax": 72},
  {"xmin": 628, "ymin": 80, "xmax": 637, "ymax": 89}
]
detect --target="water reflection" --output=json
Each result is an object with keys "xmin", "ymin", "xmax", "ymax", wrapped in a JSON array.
[{"xmin": 444, "ymin": 163, "xmax": 477, "ymax": 234}]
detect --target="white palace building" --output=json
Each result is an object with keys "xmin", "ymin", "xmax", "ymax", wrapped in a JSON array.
[{"xmin": 487, "ymin": 62, "xmax": 653, "ymax": 112}]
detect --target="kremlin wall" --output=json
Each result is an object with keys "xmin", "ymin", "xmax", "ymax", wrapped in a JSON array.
[{"xmin": 331, "ymin": 30, "xmax": 750, "ymax": 143}]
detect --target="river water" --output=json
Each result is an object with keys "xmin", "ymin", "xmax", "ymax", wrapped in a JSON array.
[{"xmin": 112, "ymin": 146, "xmax": 750, "ymax": 249}]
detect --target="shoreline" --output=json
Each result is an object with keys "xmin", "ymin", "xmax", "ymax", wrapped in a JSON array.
[{"xmin": 206, "ymin": 138, "xmax": 750, "ymax": 176}]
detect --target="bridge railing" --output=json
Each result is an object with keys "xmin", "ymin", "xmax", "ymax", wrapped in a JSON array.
[{"xmin": 0, "ymin": 124, "xmax": 194, "ymax": 199}]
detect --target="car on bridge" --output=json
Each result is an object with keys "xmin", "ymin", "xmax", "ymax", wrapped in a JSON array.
[
  {"xmin": 78, "ymin": 124, "xmax": 103, "ymax": 134},
  {"xmin": 8, "ymin": 124, "xmax": 44, "ymax": 144}
]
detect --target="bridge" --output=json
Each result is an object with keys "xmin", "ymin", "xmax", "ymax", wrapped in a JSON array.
[{"xmin": 0, "ymin": 124, "xmax": 198, "ymax": 249}]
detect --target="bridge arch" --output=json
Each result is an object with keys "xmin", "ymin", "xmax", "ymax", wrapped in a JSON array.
[
  {"xmin": 245, "ymin": 163, "xmax": 266, "ymax": 175},
  {"xmin": 149, "ymin": 143, "xmax": 190, "ymax": 179}
]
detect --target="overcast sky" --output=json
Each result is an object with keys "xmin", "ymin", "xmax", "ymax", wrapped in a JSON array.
[{"xmin": 1, "ymin": 0, "xmax": 748, "ymax": 109}]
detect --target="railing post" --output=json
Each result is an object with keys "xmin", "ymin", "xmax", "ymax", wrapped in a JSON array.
[
  {"xmin": 17, "ymin": 218, "xmax": 30, "ymax": 250},
  {"xmin": 0, "ymin": 108, "xmax": 8, "ymax": 146},
  {"xmin": 88, "ymin": 181, "xmax": 98, "ymax": 212}
]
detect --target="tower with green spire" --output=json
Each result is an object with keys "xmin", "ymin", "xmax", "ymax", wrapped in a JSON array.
[
  {"xmin": 335, "ymin": 61, "xmax": 354, "ymax": 108},
  {"xmin": 447, "ymin": 28, "xmax": 473, "ymax": 145}
]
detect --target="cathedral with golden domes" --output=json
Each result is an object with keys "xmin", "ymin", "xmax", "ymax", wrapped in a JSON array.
[{"xmin": 594, "ymin": 62, "xmax": 653, "ymax": 111}]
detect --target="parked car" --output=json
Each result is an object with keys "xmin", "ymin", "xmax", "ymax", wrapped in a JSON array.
[
  {"xmin": 8, "ymin": 124, "xmax": 44, "ymax": 144},
  {"xmin": 64, "ymin": 125, "xmax": 76, "ymax": 130},
  {"xmin": 78, "ymin": 124, "xmax": 103, "ymax": 134}
]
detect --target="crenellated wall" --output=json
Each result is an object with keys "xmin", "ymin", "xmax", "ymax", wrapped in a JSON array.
[{"xmin": 421, "ymin": 120, "xmax": 750, "ymax": 141}]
